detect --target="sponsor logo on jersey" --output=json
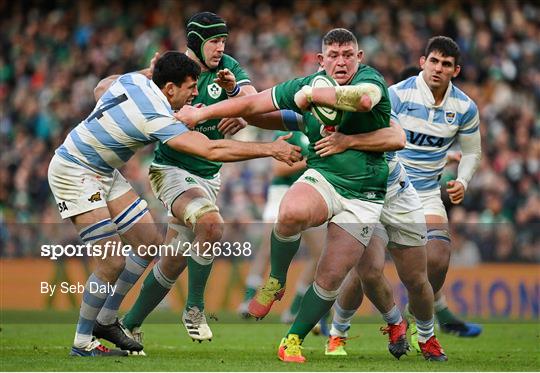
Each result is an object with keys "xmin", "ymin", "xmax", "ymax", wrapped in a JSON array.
[
  {"xmin": 445, "ymin": 110, "xmax": 456, "ymax": 124},
  {"xmin": 88, "ymin": 192, "xmax": 102, "ymax": 202},
  {"xmin": 195, "ymin": 125, "xmax": 217, "ymax": 133},
  {"xmin": 304, "ymin": 176, "xmax": 318, "ymax": 184},
  {"xmin": 207, "ymin": 83, "xmax": 222, "ymax": 99},
  {"xmin": 185, "ymin": 176, "xmax": 197, "ymax": 184},
  {"xmin": 408, "ymin": 130, "xmax": 444, "ymax": 147}
]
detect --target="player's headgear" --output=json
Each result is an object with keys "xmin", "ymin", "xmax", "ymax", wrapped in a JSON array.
[{"xmin": 186, "ymin": 12, "xmax": 228, "ymax": 69}]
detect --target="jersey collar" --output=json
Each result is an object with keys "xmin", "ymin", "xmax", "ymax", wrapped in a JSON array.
[{"xmin": 417, "ymin": 71, "xmax": 453, "ymax": 108}]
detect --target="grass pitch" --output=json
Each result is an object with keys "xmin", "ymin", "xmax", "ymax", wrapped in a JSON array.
[{"xmin": 0, "ymin": 310, "xmax": 538, "ymax": 371}]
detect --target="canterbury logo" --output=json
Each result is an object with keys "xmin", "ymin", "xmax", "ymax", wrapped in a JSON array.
[
  {"xmin": 88, "ymin": 192, "xmax": 102, "ymax": 202},
  {"xmin": 304, "ymin": 176, "xmax": 318, "ymax": 183}
]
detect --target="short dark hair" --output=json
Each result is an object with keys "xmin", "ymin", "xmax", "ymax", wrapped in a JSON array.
[
  {"xmin": 322, "ymin": 28, "xmax": 357, "ymax": 48},
  {"xmin": 152, "ymin": 51, "xmax": 201, "ymax": 89},
  {"xmin": 424, "ymin": 36, "xmax": 461, "ymax": 66}
]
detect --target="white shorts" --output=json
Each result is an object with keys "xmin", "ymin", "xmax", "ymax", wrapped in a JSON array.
[
  {"xmin": 295, "ymin": 169, "xmax": 383, "ymax": 247},
  {"xmin": 148, "ymin": 163, "xmax": 220, "ymax": 217},
  {"xmin": 262, "ymin": 185, "xmax": 289, "ymax": 222},
  {"xmin": 374, "ymin": 180, "xmax": 427, "ymax": 248},
  {"xmin": 48, "ymin": 154, "xmax": 133, "ymax": 219},
  {"xmin": 416, "ymin": 188, "xmax": 448, "ymax": 221}
]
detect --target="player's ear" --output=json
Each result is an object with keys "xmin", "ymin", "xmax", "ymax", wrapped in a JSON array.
[
  {"xmin": 419, "ymin": 56, "xmax": 426, "ymax": 69},
  {"xmin": 163, "ymin": 82, "xmax": 175, "ymax": 97},
  {"xmin": 357, "ymin": 50, "xmax": 364, "ymax": 62},
  {"xmin": 452, "ymin": 64, "xmax": 461, "ymax": 78},
  {"xmin": 317, "ymin": 53, "xmax": 324, "ymax": 68}
]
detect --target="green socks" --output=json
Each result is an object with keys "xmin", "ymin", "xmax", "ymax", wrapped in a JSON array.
[
  {"xmin": 123, "ymin": 263, "xmax": 175, "ymax": 331},
  {"xmin": 288, "ymin": 284, "xmax": 337, "ymax": 340},
  {"xmin": 186, "ymin": 256, "xmax": 213, "ymax": 311},
  {"xmin": 269, "ymin": 229, "xmax": 301, "ymax": 285}
]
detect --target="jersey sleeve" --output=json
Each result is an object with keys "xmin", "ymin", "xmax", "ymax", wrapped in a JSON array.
[
  {"xmin": 388, "ymin": 85, "xmax": 404, "ymax": 115},
  {"xmin": 458, "ymin": 100, "xmax": 480, "ymax": 135},
  {"xmin": 270, "ymin": 77, "xmax": 308, "ymax": 113},
  {"xmin": 121, "ymin": 74, "xmax": 190, "ymax": 143},
  {"xmin": 144, "ymin": 118, "xmax": 189, "ymax": 144},
  {"xmin": 229, "ymin": 58, "xmax": 252, "ymax": 87}
]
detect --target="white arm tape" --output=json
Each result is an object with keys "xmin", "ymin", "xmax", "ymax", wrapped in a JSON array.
[
  {"xmin": 334, "ymin": 83, "xmax": 382, "ymax": 111},
  {"xmin": 456, "ymin": 130, "xmax": 482, "ymax": 191}
]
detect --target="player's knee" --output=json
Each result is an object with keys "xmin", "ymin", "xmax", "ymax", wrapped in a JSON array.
[
  {"xmin": 195, "ymin": 212, "xmax": 224, "ymax": 243},
  {"xmin": 316, "ymin": 268, "xmax": 346, "ymax": 291},
  {"xmin": 402, "ymin": 272, "xmax": 430, "ymax": 295},
  {"xmin": 358, "ymin": 261, "xmax": 384, "ymax": 285},
  {"xmin": 183, "ymin": 197, "xmax": 220, "ymax": 232},
  {"xmin": 277, "ymin": 206, "xmax": 308, "ymax": 231}
]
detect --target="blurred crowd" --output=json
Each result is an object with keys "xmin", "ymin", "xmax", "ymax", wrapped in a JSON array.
[{"xmin": 0, "ymin": 0, "xmax": 538, "ymax": 262}]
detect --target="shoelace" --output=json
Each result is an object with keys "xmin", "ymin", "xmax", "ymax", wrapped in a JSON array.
[
  {"xmin": 285, "ymin": 337, "xmax": 304, "ymax": 356},
  {"xmin": 257, "ymin": 281, "xmax": 282, "ymax": 304},
  {"xmin": 327, "ymin": 336, "xmax": 346, "ymax": 350},
  {"xmin": 186, "ymin": 308, "xmax": 205, "ymax": 328}
]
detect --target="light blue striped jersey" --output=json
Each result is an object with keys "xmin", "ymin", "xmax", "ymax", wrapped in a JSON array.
[
  {"xmin": 56, "ymin": 73, "xmax": 189, "ymax": 174},
  {"xmin": 390, "ymin": 72, "xmax": 479, "ymax": 192},
  {"xmin": 386, "ymin": 110, "xmax": 409, "ymax": 190}
]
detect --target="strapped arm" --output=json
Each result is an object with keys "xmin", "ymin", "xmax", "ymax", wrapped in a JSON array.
[{"xmin": 456, "ymin": 130, "xmax": 482, "ymax": 191}]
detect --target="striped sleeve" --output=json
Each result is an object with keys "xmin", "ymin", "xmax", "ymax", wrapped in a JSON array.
[{"xmin": 458, "ymin": 100, "xmax": 480, "ymax": 135}]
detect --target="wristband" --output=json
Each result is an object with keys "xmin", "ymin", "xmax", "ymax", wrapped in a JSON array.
[{"xmin": 226, "ymin": 84, "xmax": 240, "ymax": 97}]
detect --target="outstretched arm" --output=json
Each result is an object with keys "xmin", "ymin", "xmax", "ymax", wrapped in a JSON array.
[
  {"xmin": 294, "ymin": 84, "xmax": 382, "ymax": 112},
  {"xmin": 166, "ymin": 131, "xmax": 302, "ymax": 166},
  {"xmin": 176, "ymin": 89, "xmax": 277, "ymax": 128},
  {"xmin": 314, "ymin": 120, "xmax": 405, "ymax": 157}
]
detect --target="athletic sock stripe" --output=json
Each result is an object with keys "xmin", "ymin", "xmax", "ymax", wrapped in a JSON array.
[
  {"xmin": 113, "ymin": 198, "xmax": 142, "ymax": 224},
  {"xmin": 128, "ymin": 252, "xmax": 151, "ymax": 269},
  {"xmin": 272, "ymin": 227, "xmax": 301, "ymax": 242},
  {"xmin": 83, "ymin": 230, "xmax": 118, "ymax": 244},
  {"xmin": 119, "ymin": 267, "xmax": 142, "ymax": 284},
  {"xmin": 117, "ymin": 208, "xmax": 149, "ymax": 232},
  {"xmin": 80, "ymin": 219, "xmax": 113, "ymax": 239},
  {"xmin": 427, "ymin": 235, "xmax": 451, "ymax": 243},
  {"xmin": 76, "ymin": 315, "xmax": 96, "ymax": 335},
  {"xmin": 312, "ymin": 283, "xmax": 339, "ymax": 301}
]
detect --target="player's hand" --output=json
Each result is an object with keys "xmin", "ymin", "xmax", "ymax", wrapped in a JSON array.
[
  {"xmin": 271, "ymin": 133, "xmax": 303, "ymax": 166},
  {"xmin": 314, "ymin": 132, "xmax": 349, "ymax": 157},
  {"xmin": 447, "ymin": 180, "xmax": 465, "ymax": 204},
  {"xmin": 214, "ymin": 68, "xmax": 237, "ymax": 92},
  {"xmin": 218, "ymin": 117, "xmax": 247, "ymax": 135},
  {"xmin": 175, "ymin": 105, "xmax": 202, "ymax": 129},
  {"xmin": 294, "ymin": 86, "xmax": 311, "ymax": 111}
]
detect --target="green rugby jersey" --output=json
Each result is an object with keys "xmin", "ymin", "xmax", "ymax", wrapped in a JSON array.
[
  {"xmin": 271, "ymin": 65, "xmax": 391, "ymax": 201},
  {"xmin": 153, "ymin": 54, "xmax": 251, "ymax": 178},
  {"xmin": 271, "ymin": 130, "xmax": 310, "ymax": 186}
]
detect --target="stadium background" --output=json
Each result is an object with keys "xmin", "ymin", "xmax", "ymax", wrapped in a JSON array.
[{"xmin": 0, "ymin": 0, "xmax": 538, "ymax": 322}]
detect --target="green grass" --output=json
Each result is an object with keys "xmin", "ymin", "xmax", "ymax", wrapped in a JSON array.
[{"xmin": 1, "ymin": 311, "xmax": 539, "ymax": 371}]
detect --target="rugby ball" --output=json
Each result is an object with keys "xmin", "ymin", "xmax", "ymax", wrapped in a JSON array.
[{"xmin": 310, "ymin": 75, "xmax": 343, "ymax": 127}]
